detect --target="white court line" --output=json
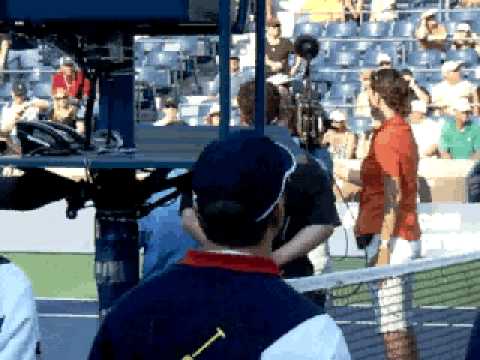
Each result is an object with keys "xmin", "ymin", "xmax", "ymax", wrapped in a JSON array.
[
  {"xmin": 36, "ymin": 297, "xmax": 97, "ymax": 302},
  {"xmin": 337, "ymin": 320, "xmax": 473, "ymax": 328},
  {"xmin": 39, "ymin": 313, "xmax": 98, "ymax": 319},
  {"xmin": 348, "ymin": 304, "xmax": 477, "ymax": 310}
]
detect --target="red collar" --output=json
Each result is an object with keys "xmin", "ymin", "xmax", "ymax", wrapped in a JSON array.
[{"xmin": 180, "ymin": 250, "xmax": 281, "ymax": 276}]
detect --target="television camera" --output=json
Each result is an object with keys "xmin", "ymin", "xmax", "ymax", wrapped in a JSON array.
[{"xmin": 293, "ymin": 35, "xmax": 330, "ymax": 152}]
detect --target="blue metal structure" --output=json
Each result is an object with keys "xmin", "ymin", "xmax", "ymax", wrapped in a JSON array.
[{"xmin": 0, "ymin": 0, "xmax": 297, "ymax": 321}]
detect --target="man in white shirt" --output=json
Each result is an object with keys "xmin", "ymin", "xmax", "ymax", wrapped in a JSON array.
[
  {"xmin": 0, "ymin": 82, "xmax": 49, "ymax": 134},
  {"xmin": 369, "ymin": 0, "xmax": 397, "ymax": 22},
  {"xmin": 0, "ymin": 256, "xmax": 41, "ymax": 360},
  {"xmin": 409, "ymin": 100, "xmax": 442, "ymax": 158},
  {"xmin": 431, "ymin": 61, "xmax": 479, "ymax": 116}
]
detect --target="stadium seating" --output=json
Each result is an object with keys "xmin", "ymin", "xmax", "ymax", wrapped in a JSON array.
[
  {"xmin": 449, "ymin": 10, "xmax": 479, "ymax": 23},
  {"xmin": 0, "ymin": 83, "xmax": 12, "ymax": 100},
  {"xmin": 325, "ymin": 21, "xmax": 358, "ymax": 38},
  {"xmin": 293, "ymin": 22, "xmax": 323, "ymax": 38},
  {"xmin": 145, "ymin": 50, "xmax": 181, "ymax": 70},
  {"xmin": 359, "ymin": 22, "xmax": 391, "ymax": 38},
  {"xmin": 328, "ymin": 81, "xmax": 361, "ymax": 100},
  {"xmin": 347, "ymin": 116, "xmax": 372, "ymax": 133},
  {"xmin": 393, "ymin": 20, "xmax": 416, "ymax": 38},
  {"xmin": 446, "ymin": 49, "xmax": 479, "ymax": 68},
  {"xmin": 32, "ymin": 82, "xmax": 51, "ymax": 99},
  {"xmin": 407, "ymin": 50, "xmax": 443, "ymax": 68},
  {"xmin": 330, "ymin": 50, "xmax": 359, "ymax": 68}
]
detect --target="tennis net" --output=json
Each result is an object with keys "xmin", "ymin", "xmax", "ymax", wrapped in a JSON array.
[{"xmin": 287, "ymin": 251, "xmax": 480, "ymax": 360}]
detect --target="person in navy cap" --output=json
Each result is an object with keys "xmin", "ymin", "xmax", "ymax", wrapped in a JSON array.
[{"xmin": 89, "ymin": 130, "xmax": 351, "ymax": 360}]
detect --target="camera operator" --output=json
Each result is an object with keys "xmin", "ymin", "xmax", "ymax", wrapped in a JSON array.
[{"xmin": 182, "ymin": 80, "xmax": 341, "ymax": 306}]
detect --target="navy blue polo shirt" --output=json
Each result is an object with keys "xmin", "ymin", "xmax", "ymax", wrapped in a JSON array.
[{"xmin": 89, "ymin": 251, "xmax": 350, "ymax": 359}]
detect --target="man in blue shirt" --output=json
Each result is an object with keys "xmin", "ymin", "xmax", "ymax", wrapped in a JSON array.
[{"xmin": 89, "ymin": 130, "xmax": 351, "ymax": 359}]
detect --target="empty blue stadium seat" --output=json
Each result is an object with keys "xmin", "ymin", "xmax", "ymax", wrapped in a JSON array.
[
  {"xmin": 330, "ymin": 50, "xmax": 359, "ymax": 67},
  {"xmin": 336, "ymin": 71, "xmax": 360, "ymax": 82},
  {"xmin": 446, "ymin": 49, "xmax": 479, "ymax": 68},
  {"xmin": 363, "ymin": 48, "xmax": 397, "ymax": 67},
  {"xmin": 293, "ymin": 22, "xmax": 323, "ymax": 38},
  {"xmin": 20, "ymin": 49, "xmax": 41, "ymax": 68},
  {"xmin": 145, "ymin": 51, "xmax": 181, "ymax": 70},
  {"xmin": 325, "ymin": 21, "xmax": 358, "ymax": 38},
  {"xmin": 359, "ymin": 22, "xmax": 391, "ymax": 38},
  {"xmin": 449, "ymin": 11, "xmax": 479, "ymax": 23},
  {"xmin": 347, "ymin": 116, "xmax": 373, "ymax": 134},
  {"xmin": 32, "ymin": 83, "xmax": 51, "ymax": 99},
  {"xmin": 328, "ymin": 81, "xmax": 361, "ymax": 100},
  {"xmin": 407, "ymin": 13, "xmax": 422, "ymax": 25},
  {"xmin": 393, "ymin": 20, "xmax": 416, "ymax": 37},
  {"xmin": 135, "ymin": 40, "xmax": 159, "ymax": 54},
  {"xmin": 322, "ymin": 98, "xmax": 349, "ymax": 115},
  {"xmin": 311, "ymin": 66, "xmax": 337, "ymax": 83},
  {"xmin": 351, "ymin": 40, "xmax": 374, "ymax": 54},
  {"xmin": 0, "ymin": 83, "xmax": 12, "ymax": 100},
  {"xmin": 407, "ymin": 50, "xmax": 443, "ymax": 68}
]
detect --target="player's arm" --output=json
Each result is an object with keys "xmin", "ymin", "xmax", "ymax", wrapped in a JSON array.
[
  {"xmin": 372, "ymin": 174, "xmax": 401, "ymax": 267},
  {"xmin": 273, "ymin": 161, "xmax": 340, "ymax": 266},
  {"xmin": 272, "ymin": 224, "xmax": 334, "ymax": 267}
]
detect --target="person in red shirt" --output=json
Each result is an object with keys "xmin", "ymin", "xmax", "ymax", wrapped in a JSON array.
[
  {"xmin": 336, "ymin": 69, "xmax": 421, "ymax": 360},
  {"xmin": 51, "ymin": 56, "xmax": 91, "ymax": 102}
]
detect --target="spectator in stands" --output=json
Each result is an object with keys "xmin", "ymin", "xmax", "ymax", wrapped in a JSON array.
[
  {"xmin": 431, "ymin": 60, "xmax": 479, "ymax": 116},
  {"xmin": 205, "ymin": 104, "xmax": 220, "ymax": 126},
  {"xmin": 369, "ymin": 0, "xmax": 398, "ymax": 22},
  {"xmin": 0, "ymin": 255, "xmax": 41, "ymax": 360},
  {"xmin": 459, "ymin": 0, "xmax": 480, "ymax": 6},
  {"xmin": 452, "ymin": 23, "xmax": 480, "ymax": 55},
  {"xmin": 415, "ymin": 9, "xmax": 447, "ymax": 51},
  {"xmin": 377, "ymin": 53, "xmax": 393, "ymax": 70},
  {"xmin": 301, "ymin": 0, "xmax": 360, "ymax": 22},
  {"xmin": 336, "ymin": 69, "xmax": 420, "ymax": 360},
  {"xmin": 51, "ymin": 56, "xmax": 91, "ymax": 103},
  {"xmin": 409, "ymin": 100, "xmax": 441, "ymax": 158},
  {"xmin": 50, "ymin": 88, "xmax": 78, "ymax": 129},
  {"xmin": 153, "ymin": 98, "xmax": 188, "ymax": 126},
  {"xmin": 211, "ymin": 55, "xmax": 250, "ymax": 104},
  {"xmin": 265, "ymin": 18, "xmax": 301, "ymax": 77},
  {"xmin": 0, "ymin": 34, "xmax": 8, "ymax": 83},
  {"xmin": 439, "ymin": 97, "xmax": 480, "ymax": 159},
  {"xmin": 1, "ymin": 82, "xmax": 49, "ymax": 134},
  {"xmin": 89, "ymin": 130, "xmax": 351, "ymax": 360},
  {"xmin": 355, "ymin": 130, "xmax": 373, "ymax": 159},
  {"xmin": 401, "ymin": 69, "xmax": 431, "ymax": 105},
  {"xmin": 322, "ymin": 110, "xmax": 356, "ymax": 159},
  {"xmin": 355, "ymin": 69, "xmax": 372, "ymax": 117}
]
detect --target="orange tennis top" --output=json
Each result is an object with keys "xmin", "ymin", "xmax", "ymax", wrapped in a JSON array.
[{"xmin": 356, "ymin": 114, "xmax": 421, "ymax": 241}]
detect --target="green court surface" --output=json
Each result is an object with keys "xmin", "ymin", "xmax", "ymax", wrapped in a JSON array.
[{"xmin": 1, "ymin": 253, "xmax": 365, "ymax": 299}]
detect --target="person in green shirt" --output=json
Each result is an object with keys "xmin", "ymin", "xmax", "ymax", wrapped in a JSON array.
[{"xmin": 439, "ymin": 98, "xmax": 480, "ymax": 160}]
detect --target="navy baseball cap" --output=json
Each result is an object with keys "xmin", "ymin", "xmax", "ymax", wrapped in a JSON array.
[{"xmin": 192, "ymin": 130, "xmax": 296, "ymax": 223}]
